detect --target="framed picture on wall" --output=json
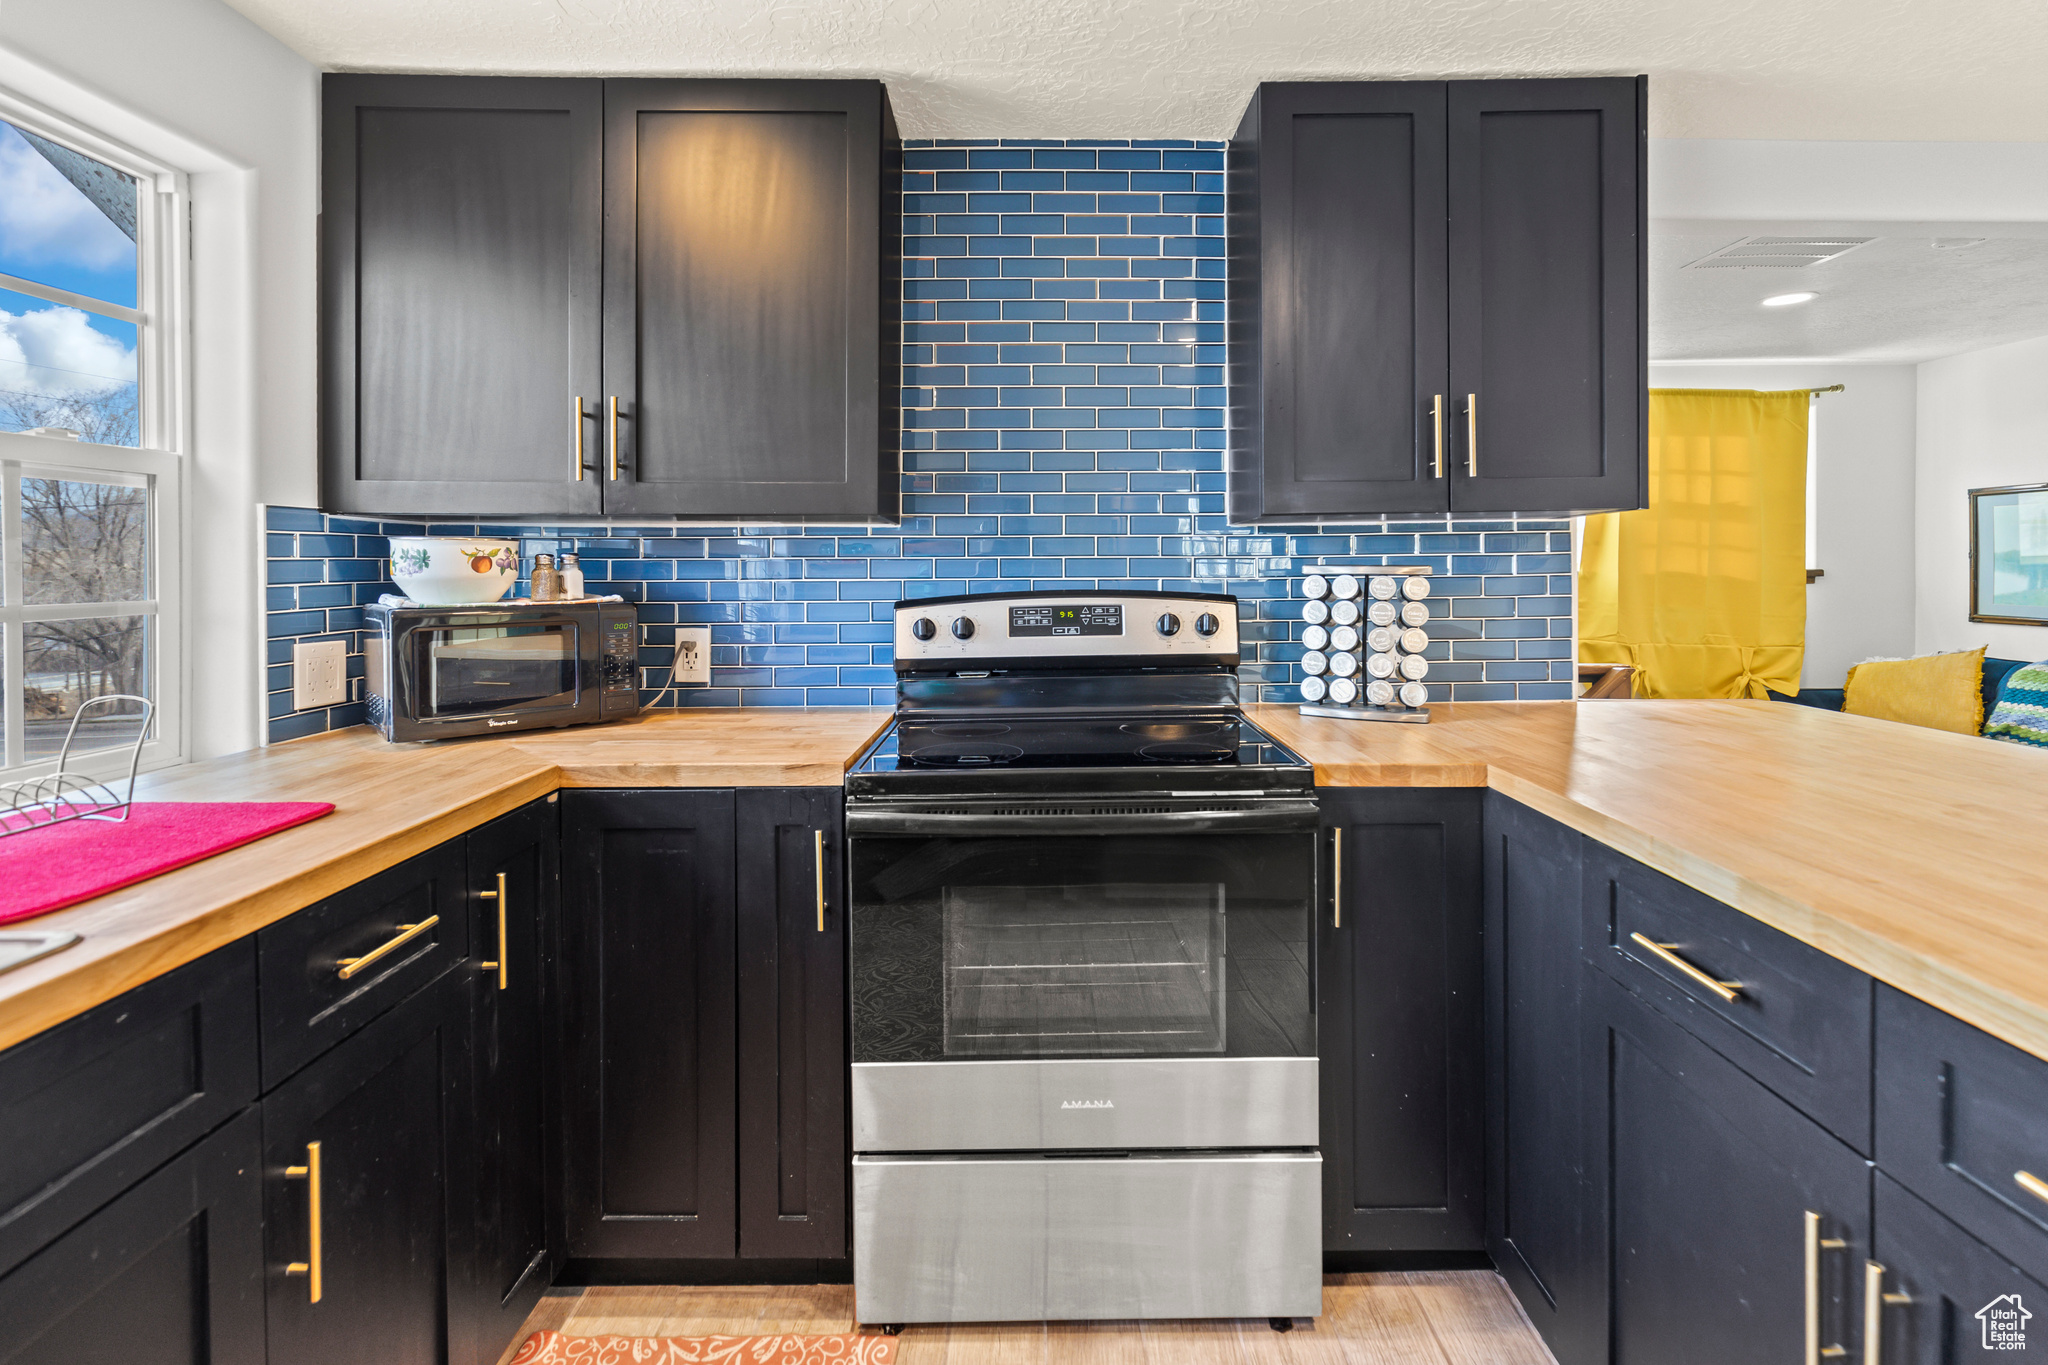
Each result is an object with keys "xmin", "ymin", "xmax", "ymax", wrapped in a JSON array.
[{"xmin": 1971, "ymin": 482, "xmax": 2048, "ymax": 625}]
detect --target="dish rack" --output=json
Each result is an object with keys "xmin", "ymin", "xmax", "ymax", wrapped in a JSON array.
[
  {"xmin": 0, "ymin": 694, "xmax": 153, "ymax": 838},
  {"xmin": 1295, "ymin": 566, "xmax": 1435, "ymax": 724}
]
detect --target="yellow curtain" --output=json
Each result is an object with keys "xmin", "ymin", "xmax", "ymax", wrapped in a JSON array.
[{"xmin": 1579, "ymin": 389, "xmax": 1808, "ymax": 699}]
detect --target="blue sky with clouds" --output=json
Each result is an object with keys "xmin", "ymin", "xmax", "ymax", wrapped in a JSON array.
[{"xmin": 0, "ymin": 121, "xmax": 139, "ymax": 407}]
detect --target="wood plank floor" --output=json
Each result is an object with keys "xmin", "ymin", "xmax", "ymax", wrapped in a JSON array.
[{"xmin": 500, "ymin": 1274, "xmax": 1558, "ymax": 1365}]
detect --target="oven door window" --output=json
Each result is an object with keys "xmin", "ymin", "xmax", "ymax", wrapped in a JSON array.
[
  {"xmin": 407, "ymin": 623, "xmax": 578, "ymax": 719},
  {"xmin": 851, "ymin": 832, "xmax": 1313, "ymax": 1063}
]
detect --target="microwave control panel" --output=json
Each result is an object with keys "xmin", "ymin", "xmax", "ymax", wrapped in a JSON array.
[{"xmin": 601, "ymin": 616, "xmax": 639, "ymax": 699}]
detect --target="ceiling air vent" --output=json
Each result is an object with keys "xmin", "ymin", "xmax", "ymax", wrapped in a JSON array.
[{"xmin": 1683, "ymin": 236, "xmax": 1875, "ymax": 270}]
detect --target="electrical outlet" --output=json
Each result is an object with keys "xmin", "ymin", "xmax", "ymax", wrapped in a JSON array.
[
  {"xmin": 672, "ymin": 627, "xmax": 711, "ymax": 685},
  {"xmin": 292, "ymin": 639, "xmax": 347, "ymax": 709}
]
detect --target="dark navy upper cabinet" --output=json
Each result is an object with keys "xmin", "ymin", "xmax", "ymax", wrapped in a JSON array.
[
  {"xmin": 1229, "ymin": 78, "xmax": 1645, "ymax": 520},
  {"xmin": 322, "ymin": 76, "xmax": 900, "ymax": 522}
]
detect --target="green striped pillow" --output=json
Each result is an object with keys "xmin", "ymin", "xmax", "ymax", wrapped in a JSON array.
[{"xmin": 1983, "ymin": 661, "xmax": 2048, "ymax": 748}]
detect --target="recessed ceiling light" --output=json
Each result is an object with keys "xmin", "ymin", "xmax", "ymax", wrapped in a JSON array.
[{"xmin": 1761, "ymin": 292, "xmax": 1817, "ymax": 307}]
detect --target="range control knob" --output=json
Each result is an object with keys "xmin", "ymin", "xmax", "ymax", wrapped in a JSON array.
[
  {"xmin": 1194, "ymin": 613, "xmax": 1220, "ymax": 637},
  {"xmin": 910, "ymin": 617, "xmax": 937, "ymax": 641},
  {"xmin": 950, "ymin": 616, "xmax": 975, "ymax": 640},
  {"xmin": 1156, "ymin": 613, "xmax": 1181, "ymax": 636}
]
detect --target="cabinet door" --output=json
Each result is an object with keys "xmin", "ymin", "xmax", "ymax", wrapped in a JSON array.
[
  {"xmin": 321, "ymin": 75, "xmax": 604, "ymax": 517},
  {"xmin": 1447, "ymin": 78, "xmax": 1645, "ymax": 515},
  {"xmin": 1482, "ymin": 793, "xmax": 1598, "ymax": 1365},
  {"xmin": 1588, "ymin": 971, "xmax": 1870, "ymax": 1365},
  {"xmin": 560, "ymin": 789, "xmax": 739, "ymax": 1258},
  {"xmin": 1319, "ymin": 787, "xmax": 1482, "ymax": 1253},
  {"xmin": 601, "ymin": 80, "xmax": 898, "ymax": 519},
  {"xmin": 1872, "ymin": 1171, "xmax": 2048, "ymax": 1364},
  {"xmin": 0, "ymin": 1108, "xmax": 264, "ymax": 1365},
  {"xmin": 735, "ymin": 789, "xmax": 848, "ymax": 1260},
  {"xmin": 457, "ymin": 797, "xmax": 560, "ymax": 1364},
  {"xmin": 263, "ymin": 981, "xmax": 463, "ymax": 1365},
  {"xmin": 1228, "ymin": 82, "xmax": 1450, "ymax": 521}
]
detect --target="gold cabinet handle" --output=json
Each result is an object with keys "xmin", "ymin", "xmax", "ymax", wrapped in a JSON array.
[
  {"xmin": 1431, "ymin": 394, "xmax": 1445, "ymax": 478},
  {"xmin": 572, "ymin": 396, "xmax": 586, "ymax": 481},
  {"xmin": 1629, "ymin": 931, "xmax": 1742, "ymax": 1003},
  {"xmin": 284, "ymin": 1141, "xmax": 323, "ymax": 1304},
  {"xmin": 813, "ymin": 829, "xmax": 827, "ymax": 933},
  {"xmin": 607, "ymin": 395, "xmax": 620, "ymax": 481},
  {"xmin": 1465, "ymin": 393, "xmax": 1478, "ymax": 477},
  {"xmin": 335, "ymin": 915, "xmax": 439, "ymax": 981},
  {"xmin": 1863, "ymin": 1261, "xmax": 1911, "ymax": 1365},
  {"xmin": 2017, "ymin": 1170, "xmax": 2048, "ymax": 1205},
  {"xmin": 1331, "ymin": 826, "xmax": 1342, "ymax": 929},
  {"xmin": 478, "ymin": 872, "xmax": 507, "ymax": 990},
  {"xmin": 1805, "ymin": 1210, "xmax": 1849, "ymax": 1363}
]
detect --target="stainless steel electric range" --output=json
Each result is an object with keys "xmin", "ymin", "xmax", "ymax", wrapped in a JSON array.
[{"xmin": 846, "ymin": 589, "xmax": 1322, "ymax": 1328}]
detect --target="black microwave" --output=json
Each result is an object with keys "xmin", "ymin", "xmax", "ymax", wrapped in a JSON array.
[{"xmin": 363, "ymin": 600, "xmax": 641, "ymax": 742}]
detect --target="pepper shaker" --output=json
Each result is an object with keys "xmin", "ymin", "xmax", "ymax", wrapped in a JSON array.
[{"xmin": 530, "ymin": 553, "xmax": 562, "ymax": 601}]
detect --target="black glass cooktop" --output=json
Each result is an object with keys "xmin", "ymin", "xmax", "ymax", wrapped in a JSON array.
[{"xmin": 850, "ymin": 714, "xmax": 1310, "ymax": 773}]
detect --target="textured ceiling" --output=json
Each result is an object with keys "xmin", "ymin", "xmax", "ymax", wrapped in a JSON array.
[
  {"xmin": 1650, "ymin": 226, "xmax": 2048, "ymax": 362},
  {"xmin": 222, "ymin": 0, "xmax": 2048, "ymax": 141}
]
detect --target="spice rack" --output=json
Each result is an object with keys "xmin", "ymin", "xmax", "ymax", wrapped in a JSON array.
[{"xmin": 1295, "ymin": 565, "xmax": 1434, "ymax": 724}]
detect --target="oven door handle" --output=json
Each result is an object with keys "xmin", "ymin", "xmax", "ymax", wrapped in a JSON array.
[{"xmin": 845, "ymin": 803, "xmax": 1321, "ymax": 836}]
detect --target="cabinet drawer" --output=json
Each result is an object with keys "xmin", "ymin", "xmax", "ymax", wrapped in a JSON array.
[
  {"xmin": 0, "ymin": 942, "xmax": 258, "ymax": 1279},
  {"xmin": 1876, "ymin": 985, "xmax": 2048, "ymax": 1282},
  {"xmin": 1584, "ymin": 843, "xmax": 1873, "ymax": 1151},
  {"xmin": 257, "ymin": 841, "xmax": 468, "ymax": 1089}
]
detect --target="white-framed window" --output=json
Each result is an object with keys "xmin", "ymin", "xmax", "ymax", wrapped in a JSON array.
[{"xmin": 0, "ymin": 93, "xmax": 185, "ymax": 778}]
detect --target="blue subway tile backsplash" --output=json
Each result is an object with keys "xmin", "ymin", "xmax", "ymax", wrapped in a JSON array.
[{"xmin": 264, "ymin": 138, "xmax": 1575, "ymax": 743}]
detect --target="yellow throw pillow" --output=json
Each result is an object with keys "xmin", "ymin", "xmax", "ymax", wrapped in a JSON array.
[{"xmin": 1843, "ymin": 647, "xmax": 1987, "ymax": 735}]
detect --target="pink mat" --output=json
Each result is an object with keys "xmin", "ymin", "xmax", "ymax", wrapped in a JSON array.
[{"xmin": 0, "ymin": 801, "xmax": 335, "ymax": 925}]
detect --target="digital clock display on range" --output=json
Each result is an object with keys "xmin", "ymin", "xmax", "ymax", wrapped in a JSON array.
[{"xmin": 1008, "ymin": 603, "xmax": 1123, "ymax": 637}]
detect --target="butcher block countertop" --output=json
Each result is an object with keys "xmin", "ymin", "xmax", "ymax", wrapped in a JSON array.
[
  {"xmin": 1252, "ymin": 700, "xmax": 2048, "ymax": 1065},
  {"xmin": 4, "ymin": 699, "xmax": 2046, "ymax": 1070},
  {"xmin": 0, "ymin": 708, "xmax": 890, "ymax": 1053}
]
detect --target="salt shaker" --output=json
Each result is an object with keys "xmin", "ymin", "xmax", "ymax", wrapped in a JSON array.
[
  {"xmin": 559, "ymin": 551, "xmax": 585, "ymax": 600},
  {"xmin": 530, "ymin": 553, "xmax": 562, "ymax": 601}
]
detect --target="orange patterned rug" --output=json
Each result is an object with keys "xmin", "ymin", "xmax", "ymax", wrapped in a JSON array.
[{"xmin": 508, "ymin": 1331, "xmax": 898, "ymax": 1364}]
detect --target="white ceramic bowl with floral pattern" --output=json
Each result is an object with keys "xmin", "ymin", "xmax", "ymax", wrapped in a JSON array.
[{"xmin": 387, "ymin": 536, "xmax": 518, "ymax": 606}]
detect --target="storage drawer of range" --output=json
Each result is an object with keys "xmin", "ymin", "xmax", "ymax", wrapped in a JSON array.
[
  {"xmin": 852, "ymin": 1151, "xmax": 1322, "ymax": 1323},
  {"xmin": 852, "ymin": 1056, "xmax": 1319, "ymax": 1153},
  {"xmin": 1876, "ymin": 985, "xmax": 2048, "ymax": 1283},
  {"xmin": 1583, "ymin": 842, "xmax": 1873, "ymax": 1151}
]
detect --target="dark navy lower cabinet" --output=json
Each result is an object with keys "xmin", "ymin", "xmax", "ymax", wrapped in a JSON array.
[
  {"xmin": 1588, "ymin": 969, "xmax": 1869, "ymax": 1365},
  {"xmin": 1482, "ymin": 793, "xmax": 1600, "ymax": 1365},
  {"xmin": 1872, "ymin": 1171, "xmax": 2048, "ymax": 1363},
  {"xmin": 262, "ymin": 978, "xmax": 466, "ymax": 1365},
  {"xmin": 1319, "ymin": 787, "xmax": 1484, "ymax": 1254},
  {"xmin": 0, "ymin": 1107, "xmax": 266, "ymax": 1365}
]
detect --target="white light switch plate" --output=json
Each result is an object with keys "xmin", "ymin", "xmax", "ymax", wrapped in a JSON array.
[
  {"xmin": 292, "ymin": 639, "xmax": 347, "ymax": 709},
  {"xmin": 672, "ymin": 627, "xmax": 711, "ymax": 684}
]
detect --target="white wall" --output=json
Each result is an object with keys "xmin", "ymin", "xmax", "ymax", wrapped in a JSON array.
[
  {"xmin": 1649, "ymin": 363, "xmax": 1918, "ymax": 688},
  {"xmin": 0, "ymin": 0, "xmax": 317, "ymax": 759},
  {"xmin": 1915, "ymin": 333, "xmax": 2048, "ymax": 665}
]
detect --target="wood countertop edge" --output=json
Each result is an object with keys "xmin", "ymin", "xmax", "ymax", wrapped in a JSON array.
[{"xmin": 1481, "ymin": 766, "xmax": 2048, "ymax": 1065}]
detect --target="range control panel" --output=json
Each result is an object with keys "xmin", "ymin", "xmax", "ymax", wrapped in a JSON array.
[{"xmin": 894, "ymin": 592, "xmax": 1238, "ymax": 669}]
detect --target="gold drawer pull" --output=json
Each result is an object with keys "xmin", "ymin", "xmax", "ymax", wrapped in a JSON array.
[
  {"xmin": 284, "ymin": 1141, "xmax": 323, "ymax": 1304},
  {"xmin": 608, "ymin": 396, "xmax": 620, "ymax": 481},
  {"xmin": 814, "ymin": 829, "xmax": 827, "ymax": 933},
  {"xmin": 1805, "ymin": 1210, "xmax": 1849, "ymax": 1363},
  {"xmin": 479, "ymin": 872, "xmax": 507, "ymax": 990},
  {"xmin": 1629, "ymin": 931, "xmax": 1742, "ymax": 1003},
  {"xmin": 336, "ymin": 915, "xmax": 439, "ymax": 981},
  {"xmin": 2017, "ymin": 1170, "xmax": 2048, "ymax": 1206},
  {"xmin": 1864, "ymin": 1261, "xmax": 1911, "ymax": 1365},
  {"xmin": 1466, "ymin": 393, "xmax": 1478, "ymax": 478}
]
